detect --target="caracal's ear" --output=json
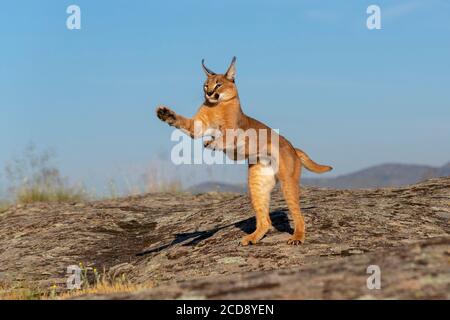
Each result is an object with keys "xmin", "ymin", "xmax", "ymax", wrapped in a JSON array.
[
  {"xmin": 202, "ymin": 59, "xmax": 215, "ymax": 77},
  {"xmin": 225, "ymin": 56, "xmax": 237, "ymax": 81}
]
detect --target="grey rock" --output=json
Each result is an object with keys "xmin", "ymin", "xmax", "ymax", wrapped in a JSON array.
[{"xmin": 0, "ymin": 177, "xmax": 449, "ymax": 299}]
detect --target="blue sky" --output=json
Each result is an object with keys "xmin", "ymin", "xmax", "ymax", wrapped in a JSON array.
[{"xmin": 1, "ymin": 0, "xmax": 449, "ymax": 194}]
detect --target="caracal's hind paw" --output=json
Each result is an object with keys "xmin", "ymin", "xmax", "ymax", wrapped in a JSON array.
[
  {"xmin": 240, "ymin": 235, "xmax": 257, "ymax": 246},
  {"xmin": 287, "ymin": 234, "xmax": 305, "ymax": 245},
  {"xmin": 240, "ymin": 231, "xmax": 267, "ymax": 246}
]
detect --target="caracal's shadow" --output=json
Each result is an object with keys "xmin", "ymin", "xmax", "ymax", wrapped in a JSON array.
[{"xmin": 136, "ymin": 210, "xmax": 292, "ymax": 256}]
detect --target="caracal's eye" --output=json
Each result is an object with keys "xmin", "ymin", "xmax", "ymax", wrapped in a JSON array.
[{"xmin": 216, "ymin": 83, "xmax": 222, "ymax": 89}]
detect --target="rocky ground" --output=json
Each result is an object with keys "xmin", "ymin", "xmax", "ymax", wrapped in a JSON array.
[{"xmin": 0, "ymin": 177, "xmax": 449, "ymax": 299}]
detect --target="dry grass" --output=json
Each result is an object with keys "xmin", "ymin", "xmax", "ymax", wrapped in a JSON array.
[
  {"xmin": 55, "ymin": 282, "xmax": 151, "ymax": 300},
  {"xmin": 0, "ymin": 282, "xmax": 152, "ymax": 300},
  {"xmin": 0, "ymin": 263, "xmax": 153, "ymax": 300},
  {"xmin": 55, "ymin": 263, "xmax": 153, "ymax": 300},
  {"xmin": 0, "ymin": 281, "xmax": 45, "ymax": 300}
]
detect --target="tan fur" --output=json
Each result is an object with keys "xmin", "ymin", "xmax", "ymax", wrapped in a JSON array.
[{"xmin": 156, "ymin": 57, "xmax": 332, "ymax": 245}]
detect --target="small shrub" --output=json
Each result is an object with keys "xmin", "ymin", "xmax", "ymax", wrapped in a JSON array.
[
  {"xmin": 5, "ymin": 144, "xmax": 87, "ymax": 204},
  {"xmin": 144, "ymin": 161, "xmax": 183, "ymax": 193},
  {"xmin": 0, "ymin": 201, "xmax": 10, "ymax": 213}
]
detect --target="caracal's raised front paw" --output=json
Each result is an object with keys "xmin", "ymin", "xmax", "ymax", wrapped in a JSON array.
[
  {"xmin": 156, "ymin": 106, "xmax": 176, "ymax": 125},
  {"xmin": 287, "ymin": 233, "xmax": 305, "ymax": 245}
]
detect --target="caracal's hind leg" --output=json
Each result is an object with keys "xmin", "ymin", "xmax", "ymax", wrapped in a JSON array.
[
  {"xmin": 279, "ymin": 157, "xmax": 305, "ymax": 245},
  {"xmin": 241, "ymin": 163, "xmax": 276, "ymax": 246}
]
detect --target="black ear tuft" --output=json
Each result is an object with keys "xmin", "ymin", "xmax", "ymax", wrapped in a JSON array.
[
  {"xmin": 202, "ymin": 59, "xmax": 215, "ymax": 76},
  {"xmin": 225, "ymin": 56, "xmax": 237, "ymax": 80}
]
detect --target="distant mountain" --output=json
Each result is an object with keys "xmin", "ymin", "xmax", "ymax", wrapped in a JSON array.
[
  {"xmin": 186, "ymin": 162, "xmax": 450, "ymax": 193},
  {"xmin": 187, "ymin": 181, "xmax": 247, "ymax": 194},
  {"xmin": 303, "ymin": 162, "xmax": 450, "ymax": 189}
]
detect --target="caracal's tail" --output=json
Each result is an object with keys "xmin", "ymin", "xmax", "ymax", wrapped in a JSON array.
[{"xmin": 295, "ymin": 148, "xmax": 333, "ymax": 174}]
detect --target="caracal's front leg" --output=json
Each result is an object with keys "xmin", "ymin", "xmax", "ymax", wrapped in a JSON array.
[
  {"xmin": 203, "ymin": 130, "xmax": 244, "ymax": 162},
  {"xmin": 203, "ymin": 133, "xmax": 226, "ymax": 151},
  {"xmin": 156, "ymin": 106, "xmax": 205, "ymax": 138}
]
